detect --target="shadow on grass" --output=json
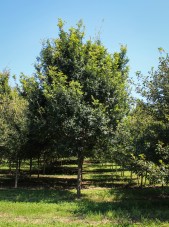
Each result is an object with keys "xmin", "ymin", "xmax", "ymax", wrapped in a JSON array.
[
  {"xmin": 0, "ymin": 171, "xmax": 137, "ymax": 189},
  {"xmin": 0, "ymin": 167, "xmax": 78, "ymax": 176},
  {"xmin": 84, "ymin": 168, "xmax": 124, "ymax": 173},
  {"xmin": 0, "ymin": 175, "xmax": 77, "ymax": 189},
  {"xmin": 0, "ymin": 188, "xmax": 76, "ymax": 203},
  {"xmin": 0, "ymin": 186, "xmax": 169, "ymax": 224},
  {"xmin": 0, "ymin": 162, "xmax": 132, "ymax": 190},
  {"xmin": 83, "ymin": 175, "xmax": 138, "ymax": 188},
  {"xmin": 75, "ymin": 187, "xmax": 169, "ymax": 223}
]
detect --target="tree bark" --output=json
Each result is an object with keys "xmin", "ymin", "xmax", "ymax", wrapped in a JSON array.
[
  {"xmin": 37, "ymin": 156, "xmax": 40, "ymax": 178},
  {"xmin": 137, "ymin": 175, "xmax": 140, "ymax": 186},
  {"xmin": 15, "ymin": 159, "xmax": 19, "ymax": 188},
  {"xmin": 18, "ymin": 158, "xmax": 21, "ymax": 173},
  {"xmin": 9, "ymin": 159, "xmax": 12, "ymax": 174},
  {"xmin": 144, "ymin": 170, "xmax": 147, "ymax": 186},
  {"xmin": 115, "ymin": 164, "xmax": 118, "ymax": 174},
  {"xmin": 77, "ymin": 152, "xmax": 84, "ymax": 198},
  {"xmin": 130, "ymin": 170, "xmax": 133, "ymax": 180},
  {"xmin": 43, "ymin": 154, "xmax": 46, "ymax": 175},
  {"xmin": 140, "ymin": 174, "xmax": 143, "ymax": 188},
  {"xmin": 29, "ymin": 157, "xmax": 32, "ymax": 178}
]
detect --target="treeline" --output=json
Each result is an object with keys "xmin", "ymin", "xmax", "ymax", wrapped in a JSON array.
[{"xmin": 0, "ymin": 20, "xmax": 169, "ymax": 196}]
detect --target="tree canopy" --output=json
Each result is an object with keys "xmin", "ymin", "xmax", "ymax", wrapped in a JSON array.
[
  {"xmin": 1, "ymin": 20, "xmax": 168, "ymax": 195},
  {"xmin": 19, "ymin": 19, "xmax": 130, "ymax": 196}
]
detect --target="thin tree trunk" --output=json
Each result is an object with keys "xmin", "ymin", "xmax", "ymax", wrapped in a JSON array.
[
  {"xmin": 130, "ymin": 170, "xmax": 133, "ymax": 180},
  {"xmin": 80, "ymin": 164, "xmax": 83, "ymax": 182},
  {"xmin": 137, "ymin": 175, "xmax": 140, "ymax": 186},
  {"xmin": 77, "ymin": 152, "xmax": 84, "ymax": 198},
  {"xmin": 15, "ymin": 159, "xmax": 19, "ymax": 188},
  {"xmin": 9, "ymin": 159, "xmax": 12, "ymax": 174},
  {"xmin": 115, "ymin": 165, "xmax": 118, "ymax": 174},
  {"xmin": 144, "ymin": 171, "xmax": 147, "ymax": 186},
  {"xmin": 43, "ymin": 155, "xmax": 46, "ymax": 175},
  {"xmin": 37, "ymin": 156, "xmax": 40, "ymax": 178},
  {"xmin": 18, "ymin": 158, "xmax": 21, "ymax": 173},
  {"xmin": 161, "ymin": 177, "xmax": 164, "ymax": 189},
  {"xmin": 29, "ymin": 157, "xmax": 32, "ymax": 178},
  {"xmin": 140, "ymin": 174, "xmax": 143, "ymax": 188}
]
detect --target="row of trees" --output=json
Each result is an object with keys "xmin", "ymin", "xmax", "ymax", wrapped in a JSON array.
[
  {"xmin": 113, "ymin": 53, "xmax": 169, "ymax": 187},
  {"xmin": 0, "ymin": 20, "xmax": 169, "ymax": 196}
]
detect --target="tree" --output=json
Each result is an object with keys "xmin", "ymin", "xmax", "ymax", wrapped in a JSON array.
[
  {"xmin": 0, "ymin": 71, "xmax": 28, "ymax": 188},
  {"xmin": 139, "ymin": 53, "xmax": 169, "ymax": 161},
  {"xmin": 19, "ymin": 74, "xmax": 50, "ymax": 177},
  {"xmin": 0, "ymin": 71, "xmax": 11, "ymax": 160},
  {"xmin": 21, "ymin": 19, "xmax": 130, "ymax": 197},
  {"xmin": 119, "ymin": 52, "xmax": 169, "ymax": 186}
]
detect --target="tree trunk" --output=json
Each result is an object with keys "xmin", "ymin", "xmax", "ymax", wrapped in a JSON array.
[
  {"xmin": 77, "ymin": 152, "xmax": 84, "ymax": 198},
  {"xmin": 43, "ymin": 154, "xmax": 46, "ymax": 175},
  {"xmin": 18, "ymin": 158, "xmax": 21, "ymax": 173},
  {"xmin": 9, "ymin": 159, "xmax": 12, "ymax": 174},
  {"xmin": 144, "ymin": 170, "xmax": 147, "ymax": 186},
  {"xmin": 122, "ymin": 168, "xmax": 125, "ymax": 177},
  {"xmin": 37, "ymin": 156, "xmax": 40, "ymax": 178},
  {"xmin": 29, "ymin": 157, "xmax": 32, "ymax": 178},
  {"xmin": 130, "ymin": 170, "xmax": 133, "ymax": 180},
  {"xmin": 140, "ymin": 174, "xmax": 143, "ymax": 188},
  {"xmin": 115, "ymin": 165, "xmax": 118, "ymax": 174},
  {"xmin": 137, "ymin": 175, "xmax": 140, "ymax": 186},
  {"xmin": 15, "ymin": 159, "xmax": 19, "ymax": 188}
]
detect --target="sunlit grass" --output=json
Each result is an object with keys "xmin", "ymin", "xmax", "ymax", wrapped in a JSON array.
[
  {"xmin": 0, "ymin": 187, "xmax": 169, "ymax": 226},
  {"xmin": 0, "ymin": 159, "xmax": 169, "ymax": 226}
]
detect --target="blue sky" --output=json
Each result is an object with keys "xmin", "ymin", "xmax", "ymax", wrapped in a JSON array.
[{"xmin": 0, "ymin": 0, "xmax": 169, "ymax": 86}]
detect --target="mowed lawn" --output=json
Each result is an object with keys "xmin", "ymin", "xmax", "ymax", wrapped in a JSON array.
[{"xmin": 0, "ymin": 161, "xmax": 169, "ymax": 226}]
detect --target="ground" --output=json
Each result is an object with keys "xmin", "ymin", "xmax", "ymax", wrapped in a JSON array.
[{"xmin": 0, "ymin": 160, "xmax": 169, "ymax": 226}]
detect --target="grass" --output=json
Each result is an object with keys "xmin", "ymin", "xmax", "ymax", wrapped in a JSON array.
[
  {"xmin": 0, "ymin": 160, "xmax": 169, "ymax": 226},
  {"xmin": 0, "ymin": 187, "xmax": 169, "ymax": 226}
]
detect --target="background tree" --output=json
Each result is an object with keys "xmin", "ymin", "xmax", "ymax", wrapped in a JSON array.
[
  {"xmin": 113, "ymin": 52, "xmax": 169, "ymax": 187},
  {"xmin": 138, "ymin": 52, "xmax": 169, "ymax": 182},
  {"xmin": 0, "ymin": 71, "xmax": 29, "ymax": 188},
  {"xmin": 0, "ymin": 71, "xmax": 11, "ymax": 162}
]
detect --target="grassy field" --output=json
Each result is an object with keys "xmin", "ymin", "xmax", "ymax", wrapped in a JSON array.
[{"xmin": 0, "ymin": 160, "xmax": 169, "ymax": 226}]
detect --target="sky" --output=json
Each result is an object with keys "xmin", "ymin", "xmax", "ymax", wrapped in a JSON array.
[{"xmin": 0, "ymin": 0, "xmax": 169, "ymax": 87}]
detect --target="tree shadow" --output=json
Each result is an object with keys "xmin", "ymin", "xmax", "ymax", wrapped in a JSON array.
[
  {"xmin": 0, "ymin": 188, "xmax": 76, "ymax": 203},
  {"xmin": 0, "ymin": 170, "xmax": 137, "ymax": 189},
  {"xmin": 83, "ymin": 174, "xmax": 138, "ymax": 188},
  {"xmin": 0, "ymin": 175, "xmax": 77, "ymax": 189},
  {"xmin": 0, "ymin": 183, "xmax": 169, "ymax": 224},
  {"xmin": 74, "ymin": 187, "xmax": 169, "ymax": 224}
]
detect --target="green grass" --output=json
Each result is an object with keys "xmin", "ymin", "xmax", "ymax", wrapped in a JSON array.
[
  {"xmin": 0, "ymin": 187, "xmax": 169, "ymax": 226},
  {"xmin": 0, "ymin": 160, "xmax": 169, "ymax": 226}
]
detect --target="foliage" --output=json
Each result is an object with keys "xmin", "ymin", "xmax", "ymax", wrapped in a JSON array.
[
  {"xmin": 0, "ymin": 71, "xmax": 29, "ymax": 187},
  {"xmin": 19, "ymin": 19, "xmax": 130, "ymax": 196},
  {"xmin": 112, "ymin": 52, "xmax": 169, "ymax": 186},
  {"xmin": 2, "ymin": 19, "xmax": 169, "ymax": 194}
]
